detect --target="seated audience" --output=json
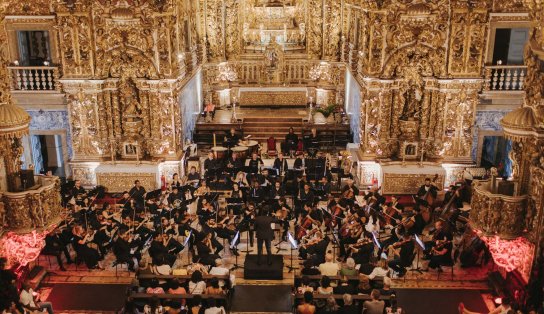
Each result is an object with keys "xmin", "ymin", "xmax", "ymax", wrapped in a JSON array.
[
  {"xmin": 188, "ymin": 271, "xmax": 206, "ymax": 295},
  {"xmin": 319, "ymin": 254, "xmax": 339, "ymax": 276},
  {"xmin": 362, "ymin": 289, "xmax": 385, "ymax": 314},
  {"xmin": 297, "ymin": 291, "xmax": 316, "ymax": 314}
]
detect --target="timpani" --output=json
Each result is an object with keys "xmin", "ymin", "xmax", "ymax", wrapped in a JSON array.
[
  {"xmin": 241, "ymin": 140, "xmax": 259, "ymax": 155},
  {"xmin": 232, "ymin": 146, "xmax": 249, "ymax": 160},
  {"xmin": 212, "ymin": 146, "xmax": 228, "ymax": 160}
]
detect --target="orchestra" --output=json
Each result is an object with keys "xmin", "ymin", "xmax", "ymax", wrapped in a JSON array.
[{"xmin": 45, "ymin": 127, "xmax": 475, "ymax": 286}]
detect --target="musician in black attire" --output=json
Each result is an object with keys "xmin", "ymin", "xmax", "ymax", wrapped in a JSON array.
[
  {"xmin": 296, "ymin": 183, "xmax": 315, "ymax": 218},
  {"xmin": 271, "ymin": 197, "xmax": 291, "ymax": 239},
  {"xmin": 224, "ymin": 128, "xmax": 239, "ymax": 148},
  {"xmin": 248, "ymin": 180, "xmax": 264, "ymax": 204},
  {"xmin": 247, "ymin": 152, "xmax": 263, "ymax": 175},
  {"xmin": 423, "ymin": 220, "xmax": 453, "ymax": 268},
  {"xmin": 226, "ymin": 152, "xmax": 244, "ymax": 176},
  {"xmin": 204, "ymin": 151, "xmax": 219, "ymax": 180},
  {"xmin": 293, "ymin": 152, "xmax": 306, "ymax": 170},
  {"xmin": 269, "ymin": 181, "xmax": 286, "ymax": 200},
  {"xmin": 71, "ymin": 180, "xmax": 87, "ymax": 205},
  {"xmin": 387, "ymin": 233, "xmax": 415, "ymax": 277},
  {"xmin": 306, "ymin": 128, "xmax": 320, "ymax": 157},
  {"xmin": 254, "ymin": 206, "xmax": 281, "ymax": 265},
  {"xmin": 273, "ymin": 152, "xmax": 289, "ymax": 178},
  {"xmin": 129, "ymin": 180, "xmax": 146, "ymax": 208},
  {"xmin": 149, "ymin": 233, "xmax": 176, "ymax": 266},
  {"xmin": 195, "ymin": 232, "xmax": 221, "ymax": 266},
  {"xmin": 168, "ymin": 187, "xmax": 183, "ymax": 205},
  {"xmin": 238, "ymin": 202, "xmax": 256, "ymax": 246},
  {"xmin": 43, "ymin": 229, "xmax": 73, "ymax": 271},
  {"xmin": 113, "ymin": 231, "xmax": 137, "ymax": 271},
  {"xmin": 315, "ymin": 176, "xmax": 331, "ymax": 200},
  {"xmin": 341, "ymin": 179, "xmax": 359, "ymax": 206},
  {"xmin": 298, "ymin": 231, "xmax": 330, "ymax": 265},
  {"xmin": 284, "ymin": 127, "xmax": 299, "ymax": 156},
  {"xmin": 416, "ymin": 178, "xmax": 438, "ymax": 200}
]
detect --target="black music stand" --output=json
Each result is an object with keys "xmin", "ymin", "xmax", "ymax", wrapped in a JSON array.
[
  {"xmin": 275, "ymin": 221, "xmax": 288, "ymax": 254},
  {"xmin": 410, "ymin": 234, "xmax": 426, "ymax": 275},
  {"xmin": 230, "ymin": 231, "xmax": 243, "ymax": 271},
  {"xmin": 181, "ymin": 230, "xmax": 193, "ymax": 267},
  {"xmin": 286, "ymin": 232, "xmax": 299, "ymax": 273},
  {"xmin": 242, "ymin": 227, "xmax": 253, "ymax": 254},
  {"xmin": 330, "ymin": 229, "xmax": 340, "ymax": 259}
]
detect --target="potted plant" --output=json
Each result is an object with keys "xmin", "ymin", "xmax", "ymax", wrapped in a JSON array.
[{"xmin": 315, "ymin": 103, "xmax": 338, "ymax": 123}]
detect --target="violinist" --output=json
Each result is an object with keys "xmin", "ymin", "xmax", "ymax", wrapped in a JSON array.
[
  {"xmin": 386, "ymin": 233, "xmax": 414, "ymax": 278},
  {"xmin": 238, "ymin": 202, "xmax": 257, "ymax": 247},
  {"xmin": 197, "ymin": 197, "xmax": 216, "ymax": 221},
  {"xmin": 341, "ymin": 179, "xmax": 359, "ymax": 205},
  {"xmin": 380, "ymin": 203, "xmax": 401, "ymax": 232},
  {"xmin": 195, "ymin": 180, "xmax": 211, "ymax": 197},
  {"xmin": 338, "ymin": 214, "xmax": 364, "ymax": 260},
  {"xmin": 209, "ymin": 211, "xmax": 239, "ymax": 256},
  {"xmin": 196, "ymin": 232, "xmax": 221, "ymax": 266},
  {"xmin": 71, "ymin": 225, "xmax": 103, "ymax": 270},
  {"xmin": 149, "ymin": 232, "xmax": 176, "ymax": 266},
  {"xmin": 113, "ymin": 231, "xmax": 138, "ymax": 271},
  {"xmin": 298, "ymin": 231, "xmax": 329, "ymax": 264},
  {"xmin": 423, "ymin": 220, "xmax": 453, "ymax": 270},
  {"xmin": 349, "ymin": 236, "xmax": 374, "ymax": 266},
  {"xmin": 168, "ymin": 187, "xmax": 183, "ymax": 204}
]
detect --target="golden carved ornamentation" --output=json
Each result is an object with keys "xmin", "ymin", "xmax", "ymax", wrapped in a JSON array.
[
  {"xmin": 2, "ymin": 176, "xmax": 62, "ymax": 231},
  {"xmin": 470, "ymin": 180, "xmax": 530, "ymax": 239},
  {"xmin": 239, "ymin": 91, "xmax": 308, "ymax": 106},
  {"xmin": 96, "ymin": 172, "xmax": 156, "ymax": 192},
  {"xmin": 382, "ymin": 173, "xmax": 444, "ymax": 195}
]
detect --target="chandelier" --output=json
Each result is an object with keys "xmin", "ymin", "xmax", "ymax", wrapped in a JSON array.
[{"xmin": 217, "ymin": 62, "xmax": 238, "ymax": 82}]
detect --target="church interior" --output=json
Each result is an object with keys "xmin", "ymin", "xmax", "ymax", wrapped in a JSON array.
[{"xmin": 1, "ymin": 0, "xmax": 544, "ymax": 313}]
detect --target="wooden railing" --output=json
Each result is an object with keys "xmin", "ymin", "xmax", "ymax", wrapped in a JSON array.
[
  {"xmin": 7, "ymin": 66, "xmax": 60, "ymax": 91},
  {"xmin": 483, "ymin": 65, "xmax": 527, "ymax": 92}
]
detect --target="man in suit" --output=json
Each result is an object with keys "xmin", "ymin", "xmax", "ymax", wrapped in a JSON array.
[
  {"xmin": 253, "ymin": 206, "xmax": 281, "ymax": 265},
  {"xmin": 363, "ymin": 289, "xmax": 385, "ymax": 314}
]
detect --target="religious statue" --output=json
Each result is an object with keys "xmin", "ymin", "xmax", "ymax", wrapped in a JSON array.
[
  {"xmin": 119, "ymin": 78, "xmax": 141, "ymax": 116},
  {"xmin": 399, "ymin": 67, "xmax": 424, "ymax": 121}
]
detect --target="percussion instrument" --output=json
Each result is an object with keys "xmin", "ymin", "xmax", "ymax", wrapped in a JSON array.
[
  {"xmin": 212, "ymin": 146, "xmax": 228, "ymax": 160},
  {"xmin": 241, "ymin": 140, "xmax": 259, "ymax": 155},
  {"xmin": 232, "ymin": 145, "xmax": 249, "ymax": 160}
]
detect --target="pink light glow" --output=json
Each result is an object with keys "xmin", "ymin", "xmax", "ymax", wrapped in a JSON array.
[
  {"xmin": 478, "ymin": 232, "xmax": 534, "ymax": 283},
  {"xmin": 0, "ymin": 229, "xmax": 50, "ymax": 268}
]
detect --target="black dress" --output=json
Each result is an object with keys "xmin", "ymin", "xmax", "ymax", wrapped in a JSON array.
[{"xmin": 73, "ymin": 235, "xmax": 100, "ymax": 268}]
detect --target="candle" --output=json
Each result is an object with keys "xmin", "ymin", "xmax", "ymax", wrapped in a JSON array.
[
  {"xmin": 420, "ymin": 148, "xmax": 424, "ymax": 163},
  {"xmin": 213, "ymin": 133, "xmax": 217, "ymax": 147}
]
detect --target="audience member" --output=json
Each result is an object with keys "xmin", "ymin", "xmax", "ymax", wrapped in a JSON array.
[
  {"xmin": 188, "ymin": 271, "xmax": 206, "ymax": 295},
  {"xmin": 297, "ymin": 291, "xmax": 316, "ymax": 314},
  {"xmin": 362, "ymin": 289, "xmax": 385, "ymax": 314},
  {"xmin": 319, "ymin": 254, "xmax": 339, "ymax": 276},
  {"xmin": 19, "ymin": 281, "xmax": 54, "ymax": 314}
]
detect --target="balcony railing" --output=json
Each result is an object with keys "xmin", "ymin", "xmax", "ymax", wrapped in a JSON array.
[
  {"xmin": 7, "ymin": 66, "xmax": 60, "ymax": 91},
  {"xmin": 483, "ymin": 65, "xmax": 527, "ymax": 92}
]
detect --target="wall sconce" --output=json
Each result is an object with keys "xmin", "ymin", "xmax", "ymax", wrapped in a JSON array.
[{"xmin": 13, "ymin": 60, "xmax": 19, "ymax": 66}]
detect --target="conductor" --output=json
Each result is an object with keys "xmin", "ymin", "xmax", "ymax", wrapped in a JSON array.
[{"xmin": 254, "ymin": 206, "xmax": 281, "ymax": 265}]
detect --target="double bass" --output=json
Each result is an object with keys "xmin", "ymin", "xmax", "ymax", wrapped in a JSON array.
[{"xmin": 419, "ymin": 174, "xmax": 439, "ymax": 223}]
